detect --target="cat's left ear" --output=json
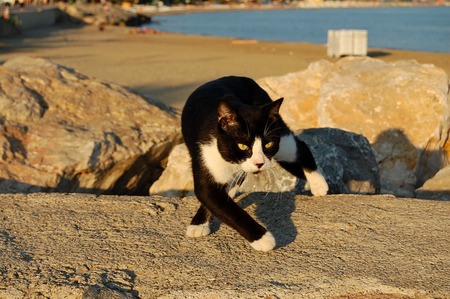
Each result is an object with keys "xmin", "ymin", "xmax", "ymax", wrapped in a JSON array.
[
  {"xmin": 266, "ymin": 98, "xmax": 284, "ymax": 118},
  {"xmin": 217, "ymin": 101, "xmax": 239, "ymax": 130}
]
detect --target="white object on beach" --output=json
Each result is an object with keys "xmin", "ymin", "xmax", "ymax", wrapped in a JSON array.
[{"xmin": 327, "ymin": 29, "xmax": 368, "ymax": 57}]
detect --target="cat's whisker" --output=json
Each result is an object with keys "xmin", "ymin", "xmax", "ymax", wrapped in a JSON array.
[
  {"xmin": 244, "ymin": 119, "xmax": 251, "ymax": 139},
  {"xmin": 228, "ymin": 168, "xmax": 246, "ymax": 198},
  {"xmin": 229, "ymin": 168, "xmax": 244, "ymax": 183},
  {"xmin": 235, "ymin": 170, "xmax": 248, "ymax": 197},
  {"xmin": 228, "ymin": 170, "xmax": 240, "ymax": 190},
  {"xmin": 266, "ymin": 167, "xmax": 283, "ymax": 205},
  {"xmin": 263, "ymin": 118, "xmax": 277, "ymax": 137},
  {"xmin": 265, "ymin": 168, "xmax": 277, "ymax": 199},
  {"xmin": 264, "ymin": 126, "xmax": 284, "ymax": 138}
]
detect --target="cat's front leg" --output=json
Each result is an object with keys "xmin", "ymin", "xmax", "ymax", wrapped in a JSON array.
[
  {"xmin": 186, "ymin": 204, "xmax": 212, "ymax": 238},
  {"xmin": 192, "ymin": 181, "xmax": 276, "ymax": 251},
  {"xmin": 250, "ymin": 231, "xmax": 276, "ymax": 252},
  {"xmin": 304, "ymin": 169, "xmax": 329, "ymax": 196}
]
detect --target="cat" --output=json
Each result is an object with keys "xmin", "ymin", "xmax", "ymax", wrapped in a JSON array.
[{"xmin": 181, "ymin": 76, "xmax": 328, "ymax": 252}]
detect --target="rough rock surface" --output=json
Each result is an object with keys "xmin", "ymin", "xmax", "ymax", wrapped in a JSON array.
[
  {"xmin": 0, "ymin": 56, "xmax": 180, "ymax": 195},
  {"xmin": 258, "ymin": 57, "xmax": 450, "ymax": 198},
  {"xmin": 150, "ymin": 128, "xmax": 380, "ymax": 197},
  {"xmin": 415, "ymin": 165, "xmax": 450, "ymax": 201},
  {"xmin": 298, "ymin": 128, "xmax": 380, "ymax": 194},
  {"xmin": 0, "ymin": 193, "xmax": 448, "ymax": 298},
  {"xmin": 148, "ymin": 143, "xmax": 195, "ymax": 198}
]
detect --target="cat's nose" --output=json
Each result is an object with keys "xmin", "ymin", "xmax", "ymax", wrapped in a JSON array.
[{"xmin": 256, "ymin": 163, "xmax": 264, "ymax": 169}]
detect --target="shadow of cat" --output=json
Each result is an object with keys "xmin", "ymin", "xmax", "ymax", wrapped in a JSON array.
[{"xmin": 210, "ymin": 191, "xmax": 298, "ymax": 249}]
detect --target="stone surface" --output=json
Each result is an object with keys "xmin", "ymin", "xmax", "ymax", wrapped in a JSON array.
[
  {"xmin": 0, "ymin": 56, "xmax": 180, "ymax": 195},
  {"xmin": 416, "ymin": 165, "xmax": 450, "ymax": 201},
  {"xmin": 298, "ymin": 128, "xmax": 380, "ymax": 195},
  {"xmin": 150, "ymin": 128, "xmax": 380, "ymax": 197},
  {"xmin": 0, "ymin": 193, "xmax": 448, "ymax": 298},
  {"xmin": 148, "ymin": 143, "xmax": 195, "ymax": 198},
  {"xmin": 258, "ymin": 57, "xmax": 449, "ymax": 197}
]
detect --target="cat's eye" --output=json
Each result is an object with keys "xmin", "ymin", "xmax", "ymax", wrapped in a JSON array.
[
  {"xmin": 265, "ymin": 142, "xmax": 274, "ymax": 149},
  {"xmin": 237, "ymin": 143, "xmax": 249, "ymax": 151}
]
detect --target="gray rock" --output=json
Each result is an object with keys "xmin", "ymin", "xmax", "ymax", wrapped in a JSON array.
[
  {"xmin": 298, "ymin": 128, "xmax": 380, "ymax": 195},
  {"xmin": 415, "ymin": 165, "xmax": 450, "ymax": 201}
]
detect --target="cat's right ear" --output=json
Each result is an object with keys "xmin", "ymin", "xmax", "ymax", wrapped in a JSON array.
[{"xmin": 217, "ymin": 101, "xmax": 239, "ymax": 130}]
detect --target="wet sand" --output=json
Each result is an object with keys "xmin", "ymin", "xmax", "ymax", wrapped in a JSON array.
[{"xmin": 1, "ymin": 23, "xmax": 449, "ymax": 109}]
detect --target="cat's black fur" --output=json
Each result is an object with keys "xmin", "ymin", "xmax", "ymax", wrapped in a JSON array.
[{"xmin": 181, "ymin": 76, "xmax": 328, "ymax": 251}]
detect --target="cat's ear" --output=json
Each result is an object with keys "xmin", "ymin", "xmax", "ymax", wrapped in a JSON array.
[
  {"xmin": 266, "ymin": 98, "xmax": 284, "ymax": 118},
  {"xmin": 217, "ymin": 101, "xmax": 239, "ymax": 130}
]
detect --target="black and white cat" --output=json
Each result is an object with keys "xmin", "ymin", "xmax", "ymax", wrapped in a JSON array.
[{"xmin": 181, "ymin": 76, "xmax": 328, "ymax": 252}]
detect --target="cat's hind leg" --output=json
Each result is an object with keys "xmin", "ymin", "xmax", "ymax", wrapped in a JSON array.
[{"xmin": 186, "ymin": 205, "xmax": 212, "ymax": 238}]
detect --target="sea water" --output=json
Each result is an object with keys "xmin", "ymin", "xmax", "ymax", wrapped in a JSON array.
[{"xmin": 149, "ymin": 7, "xmax": 450, "ymax": 53}]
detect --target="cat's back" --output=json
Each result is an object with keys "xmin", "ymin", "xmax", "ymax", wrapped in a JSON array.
[
  {"xmin": 182, "ymin": 76, "xmax": 272, "ymax": 148},
  {"xmin": 184, "ymin": 76, "xmax": 271, "ymax": 109}
]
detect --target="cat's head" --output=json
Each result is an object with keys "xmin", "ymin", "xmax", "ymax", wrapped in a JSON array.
[{"xmin": 216, "ymin": 97, "xmax": 285, "ymax": 173}]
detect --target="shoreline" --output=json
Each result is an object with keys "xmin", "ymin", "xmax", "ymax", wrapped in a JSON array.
[
  {"xmin": 126, "ymin": 1, "xmax": 450, "ymax": 16},
  {"xmin": 1, "ymin": 22, "xmax": 449, "ymax": 109}
]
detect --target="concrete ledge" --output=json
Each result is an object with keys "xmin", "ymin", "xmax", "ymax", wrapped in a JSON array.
[
  {"xmin": 0, "ymin": 193, "xmax": 448, "ymax": 298},
  {"xmin": 14, "ymin": 7, "xmax": 58, "ymax": 30}
]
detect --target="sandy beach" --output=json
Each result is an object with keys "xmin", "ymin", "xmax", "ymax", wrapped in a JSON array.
[{"xmin": 1, "ymin": 22, "xmax": 449, "ymax": 109}]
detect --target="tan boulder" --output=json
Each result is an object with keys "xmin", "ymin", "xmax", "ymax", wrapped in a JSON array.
[
  {"xmin": 149, "ymin": 143, "xmax": 195, "ymax": 197},
  {"xmin": 415, "ymin": 166, "xmax": 450, "ymax": 201},
  {"xmin": 258, "ymin": 57, "xmax": 449, "ymax": 197},
  {"xmin": 0, "ymin": 56, "xmax": 180, "ymax": 194}
]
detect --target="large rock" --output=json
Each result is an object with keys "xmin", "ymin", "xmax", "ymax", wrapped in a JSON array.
[
  {"xmin": 148, "ymin": 143, "xmax": 195, "ymax": 198},
  {"xmin": 258, "ymin": 57, "xmax": 449, "ymax": 197},
  {"xmin": 0, "ymin": 56, "xmax": 180, "ymax": 195},
  {"xmin": 298, "ymin": 128, "xmax": 380, "ymax": 194},
  {"xmin": 150, "ymin": 128, "xmax": 380, "ymax": 197},
  {"xmin": 415, "ymin": 165, "xmax": 450, "ymax": 201}
]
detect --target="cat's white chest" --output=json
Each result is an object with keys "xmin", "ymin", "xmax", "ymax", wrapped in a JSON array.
[{"xmin": 200, "ymin": 139, "xmax": 240, "ymax": 185}]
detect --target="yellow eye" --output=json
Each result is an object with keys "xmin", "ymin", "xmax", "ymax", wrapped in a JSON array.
[
  {"xmin": 238, "ymin": 143, "xmax": 249, "ymax": 151},
  {"xmin": 265, "ymin": 141, "xmax": 274, "ymax": 149}
]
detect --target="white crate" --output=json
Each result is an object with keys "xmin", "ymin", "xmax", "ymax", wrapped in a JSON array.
[{"xmin": 327, "ymin": 29, "xmax": 368, "ymax": 57}]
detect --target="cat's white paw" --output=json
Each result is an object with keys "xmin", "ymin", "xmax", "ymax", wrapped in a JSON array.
[
  {"xmin": 250, "ymin": 231, "xmax": 276, "ymax": 252},
  {"xmin": 186, "ymin": 223, "xmax": 211, "ymax": 238},
  {"xmin": 304, "ymin": 181, "xmax": 310, "ymax": 191},
  {"xmin": 305, "ymin": 170, "xmax": 329, "ymax": 196}
]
